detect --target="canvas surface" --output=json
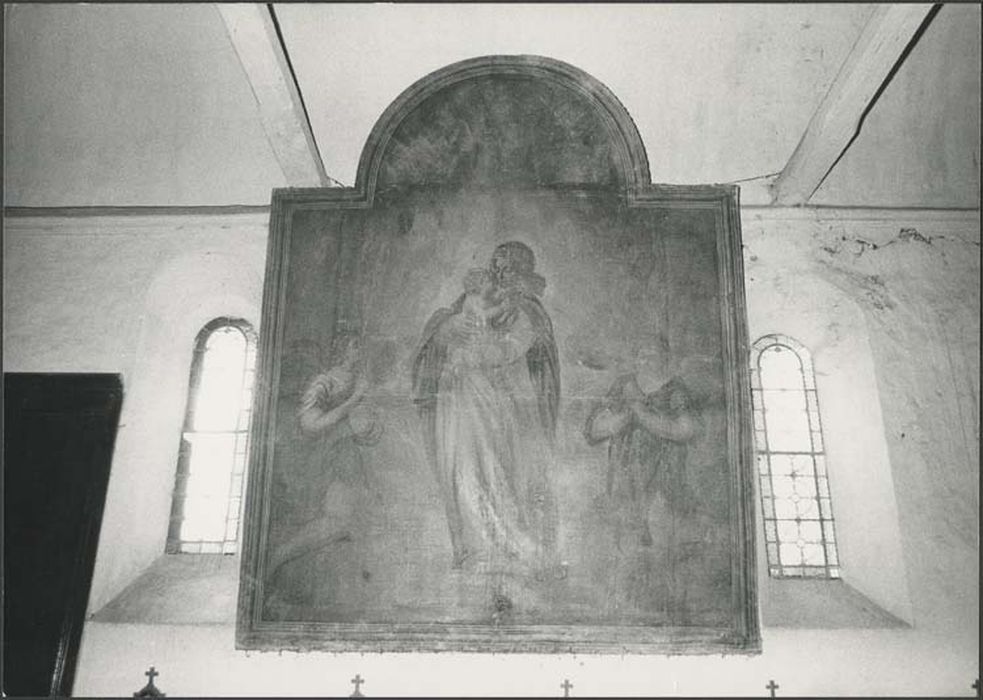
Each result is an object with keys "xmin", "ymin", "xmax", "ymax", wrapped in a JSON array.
[{"xmin": 238, "ymin": 57, "xmax": 757, "ymax": 652}]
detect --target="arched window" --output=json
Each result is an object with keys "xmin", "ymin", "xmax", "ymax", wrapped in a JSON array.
[
  {"xmin": 751, "ymin": 334, "xmax": 840, "ymax": 578},
  {"xmin": 166, "ymin": 318, "xmax": 257, "ymax": 554}
]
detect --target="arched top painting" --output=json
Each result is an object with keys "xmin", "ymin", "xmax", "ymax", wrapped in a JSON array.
[
  {"xmin": 237, "ymin": 56, "xmax": 758, "ymax": 653},
  {"xmin": 357, "ymin": 55, "xmax": 651, "ymax": 193}
]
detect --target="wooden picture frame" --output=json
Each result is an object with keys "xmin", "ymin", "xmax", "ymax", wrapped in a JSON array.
[{"xmin": 237, "ymin": 56, "xmax": 759, "ymax": 654}]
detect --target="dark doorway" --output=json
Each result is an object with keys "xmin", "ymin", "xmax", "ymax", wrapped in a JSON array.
[{"xmin": 3, "ymin": 373, "xmax": 123, "ymax": 697}]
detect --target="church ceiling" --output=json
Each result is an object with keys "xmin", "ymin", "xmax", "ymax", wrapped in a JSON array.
[{"xmin": 3, "ymin": 4, "xmax": 979, "ymax": 209}]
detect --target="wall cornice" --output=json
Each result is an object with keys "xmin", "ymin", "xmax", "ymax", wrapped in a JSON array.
[
  {"xmin": 3, "ymin": 208, "xmax": 271, "ymax": 236},
  {"xmin": 5, "ymin": 205, "xmax": 977, "ymax": 238},
  {"xmin": 740, "ymin": 206, "xmax": 980, "ymax": 224}
]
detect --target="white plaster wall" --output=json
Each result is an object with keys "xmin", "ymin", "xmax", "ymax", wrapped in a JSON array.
[
  {"xmin": 743, "ymin": 256, "xmax": 911, "ymax": 624},
  {"xmin": 2, "ymin": 213, "xmax": 268, "ymax": 611},
  {"xmin": 71, "ymin": 624, "xmax": 976, "ymax": 697},
  {"xmin": 743, "ymin": 208, "xmax": 980, "ymax": 647},
  {"xmin": 3, "ymin": 209, "xmax": 978, "ymax": 697},
  {"xmin": 2, "ymin": 4, "xmax": 287, "ymax": 206}
]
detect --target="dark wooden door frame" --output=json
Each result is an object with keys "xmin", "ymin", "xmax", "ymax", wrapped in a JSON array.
[{"xmin": 3, "ymin": 373, "xmax": 123, "ymax": 697}]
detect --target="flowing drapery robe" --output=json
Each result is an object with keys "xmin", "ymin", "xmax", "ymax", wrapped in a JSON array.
[
  {"xmin": 585, "ymin": 378, "xmax": 695, "ymax": 526},
  {"xmin": 582, "ymin": 377, "xmax": 698, "ymax": 617},
  {"xmin": 412, "ymin": 294, "xmax": 560, "ymax": 571}
]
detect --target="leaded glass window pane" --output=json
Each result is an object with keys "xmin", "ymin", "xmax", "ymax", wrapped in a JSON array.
[
  {"xmin": 758, "ymin": 345, "xmax": 803, "ymax": 389},
  {"xmin": 167, "ymin": 318, "xmax": 257, "ymax": 555},
  {"xmin": 792, "ymin": 497, "xmax": 819, "ymax": 521},
  {"xmin": 760, "ymin": 390, "xmax": 812, "ymax": 451},
  {"xmin": 751, "ymin": 334, "xmax": 840, "ymax": 579}
]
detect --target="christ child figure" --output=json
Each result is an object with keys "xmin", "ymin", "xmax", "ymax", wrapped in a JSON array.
[
  {"xmin": 447, "ymin": 268, "xmax": 515, "ymax": 369},
  {"xmin": 461, "ymin": 268, "xmax": 509, "ymax": 329}
]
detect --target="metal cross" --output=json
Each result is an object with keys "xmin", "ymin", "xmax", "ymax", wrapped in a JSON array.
[
  {"xmin": 133, "ymin": 667, "xmax": 165, "ymax": 698},
  {"xmin": 350, "ymin": 674, "xmax": 365, "ymax": 698},
  {"xmin": 766, "ymin": 679, "xmax": 779, "ymax": 698},
  {"xmin": 561, "ymin": 678, "xmax": 573, "ymax": 697}
]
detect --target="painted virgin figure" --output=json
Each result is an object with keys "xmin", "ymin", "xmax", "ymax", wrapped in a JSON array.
[{"xmin": 412, "ymin": 241, "xmax": 561, "ymax": 577}]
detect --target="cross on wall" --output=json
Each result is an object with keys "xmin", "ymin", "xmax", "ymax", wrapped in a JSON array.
[
  {"xmin": 132, "ymin": 666, "xmax": 166, "ymax": 698},
  {"xmin": 128, "ymin": 668, "xmax": 978, "ymax": 695}
]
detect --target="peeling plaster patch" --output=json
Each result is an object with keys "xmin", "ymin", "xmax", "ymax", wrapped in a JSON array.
[
  {"xmin": 898, "ymin": 227, "xmax": 932, "ymax": 245},
  {"xmin": 853, "ymin": 238, "xmax": 880, "ymax": 256},
  {"xmin": 812, "ymin": 223, "xmax": 979, "ymax": 266},
  {"xmin": 823, "ymin": 320, "xmax": 844, "ymax": 346},
  {"xmin": 816, "ymin": 259, "xmax": 896, "ymax": 311}
]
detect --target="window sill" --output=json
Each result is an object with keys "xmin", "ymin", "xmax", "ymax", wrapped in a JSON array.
[
  {"xmin": 89, "ymin": 553, "xmax": 238, "ymax": 625},
  {"xmin": 90, "ymin": 554, "xmax": 908, "ymax": 630},
  {"xmin": 761, "ymin": 576, "xmax": 909, "ymax": 629}
]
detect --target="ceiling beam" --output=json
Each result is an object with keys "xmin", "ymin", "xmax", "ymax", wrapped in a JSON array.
[
  {"xmin": 770, "ymin": 4, "xmax": 936, "ymax": 206},
  {"xmin": 217, "ymin": 4, "xmax": 333, "ymax": 187}
]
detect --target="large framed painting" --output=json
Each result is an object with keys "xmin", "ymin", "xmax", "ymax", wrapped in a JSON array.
[{"xmin": 237, "ymin": 56, "xmax": 759, "ymax": 653}]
